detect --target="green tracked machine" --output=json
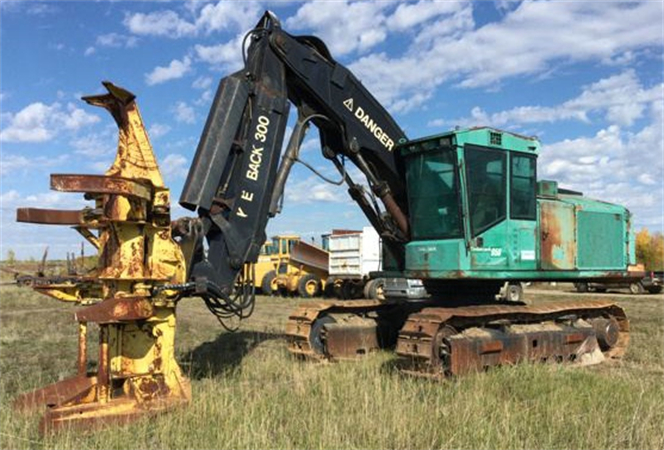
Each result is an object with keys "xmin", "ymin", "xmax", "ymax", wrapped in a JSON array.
[
  {"xmin": 14, "ymin": 12, "xmax": 638, "ymax": 431},
  {"xmin": 400, "ymin": 127, "xmax": 638, "ymax": 288}
]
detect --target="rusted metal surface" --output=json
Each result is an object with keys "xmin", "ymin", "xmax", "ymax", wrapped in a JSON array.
[
  {"xmin": 97, "ymin": 326, "xmax": 110, "ymax": 404},
  {"xmin": 289, "ymin": 240, "xmax": 329, "ymax": 272},
  {"xmin": 539, "ymin": 200, "xmax": 576, "ymax": 270},
  {"xmin": 40, "ymin": 393, "xmax": 189, "ymax": 435},
  {"xmin": 16, "ymin": 208, "xmax": 83, "ymax": 225},
  {"xmin": 324, "ymin": 317, "xmax": 380, "ymax": 358},
  {"xmin": 14, "ymin": 374, "xmax": 97, "ymax": 412},
  {"xmin": 380, "ymin": 191, "xmax": 409, "ymax": 238},
  {"xmin": 74, "ymin": 297, "xmax": 153, "ymax": 323},
  {"xmin": 77, "ymin": 323, "xmax": 87, "ymax": 375},
  {"xmin": 51, "ymin": 174, "xmax": 152, "ymax": 200},
  {"xmin": 288, "ymin": 297, "xmax": 629, "ymax": 376},
  {"xmin": 286, "ymin": 299, "xmax": 389, "ymax": 359},
  {"xmin": 396, "ymin": 299, "xmax": 629, "ymax": 377},
  {"xmin": 441, "ymin": 323, "xmax": 599, "ymax": 375}
]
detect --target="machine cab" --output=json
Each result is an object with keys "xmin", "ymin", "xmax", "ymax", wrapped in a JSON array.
[{"xmin": 400, "ymin": 127, "xmax": 539, "ymax": 279}]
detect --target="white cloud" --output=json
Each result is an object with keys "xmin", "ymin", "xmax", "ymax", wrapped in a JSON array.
[
  {"xmin": 84, "ymin": 46, "xmax": 96, "ymax": 56},
  {"xmin": 194, "ymin": 33, "xmax": 244, "ymax": 70},
  {"xmin": 69, "ymin": 131, "xmax": 116, "ymax": 157},
  {"xmin": 123, "ymin": 1, "xmax": 262, "ymax": 38},
  {"xmin": 0, "ymin": 102, "xmax": 100, "ymax": 143},
  {"xmin": 285, "ymin": 176, "xmax": 347, "ymax": 204},
  {"xmin": 145, "ymin": 56, "xmax": 191, "ymax": 86},
  {"xmin": 26, "ymin": 3, "xmax": 58, "ymax": 16},
  {"xmin": 171, "ymin": 101, "xmax": 195, "ymax": 124},
  {"xmin": 48, "ymin": 42, "xmax": 65, "ymax": 51},
  {"xmin": 96, "ymin": 32, "xmax": 138, "ymax": 49},
  {"xmin": 539, "ymin": 104, "xmax": 663, "ymax": 230},
  {"xmin": 124, "ymin": 10, "xmax": 196, "ymax": 38},
  {"xmin": 437, "ymin": 70, "xmax": 662, "ymax": 129},
  {"xmin": 349, "ymin": 2, "xmax": 663, "ymax": 111},
  {"xmin": 0, "ymin": 153, "xmax": 69, "ymax": 176},
  {"xmin": 148, "ymin": 123, "xmax": 171, "ymax": 139},
  {"xmin": 194, "ymin": 89, "xmax": 213, "ymax": 107},
  {"xmin": 160, "ymin": 153, "xmax": 189, "ymax": 181},
  {"xmin": 194, "ymin": 1, "xmax": 263, "ymax": 35},
  {"xmin": 285, "ymin": 1, "xmax": 392, "ymax": 56},
  {"xmin": 0, "ymin": 189, "xmax": 21, "ymax": 204},
  {"xmin": 389, "ymin": 1, "xmax": 470, "ymax": 32},
  {"xmin": 192, "ymin": 76, "xmax": 213, "ymax": 90}
]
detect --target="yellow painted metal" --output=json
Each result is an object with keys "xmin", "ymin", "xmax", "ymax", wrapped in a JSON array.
[
  {"xmin": 266, "ymin": 235, "xmax": 328, "ymax": 296},
  {"xmin": 14, "ymin": 82, "xmax": 190, "ymax": 433},
  {"xmin": 253, "ymin": 240, "xmax": 277, "ymax": 292}
]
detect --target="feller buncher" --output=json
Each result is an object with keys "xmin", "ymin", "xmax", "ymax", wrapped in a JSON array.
[{"xmin": 15, "ymin": 12, "xmax": 637, "ymax": 432}]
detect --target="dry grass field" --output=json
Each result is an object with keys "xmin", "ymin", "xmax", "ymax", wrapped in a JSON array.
[{"xmin": 1, "ymin": 283, "xmax": 662, "ymax": 449}]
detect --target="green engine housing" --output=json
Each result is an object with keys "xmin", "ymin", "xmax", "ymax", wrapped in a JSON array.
[{"xmin": 399, "ymin": 127, "xmax": 636, "ymax": 285}]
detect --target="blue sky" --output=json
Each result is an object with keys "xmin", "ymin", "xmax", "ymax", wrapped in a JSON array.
[{"xmin": 1, "ymin": 0, "xmax": 663, "ymax": 259}]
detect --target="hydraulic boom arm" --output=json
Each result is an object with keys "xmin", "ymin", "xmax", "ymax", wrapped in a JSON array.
[{"xmin": 177, "ymin": 12, "xmax": 409, "ymax": 313}]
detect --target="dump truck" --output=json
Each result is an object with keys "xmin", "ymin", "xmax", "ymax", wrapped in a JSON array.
[
  {"xmin": 14, "ymin": 12, "xmax": 637, "ymax": 431},
  {"xmin": 326, "ymin": 227, "xmax": 383, "ymax": 299},
  {"xmin": 262, "ymin": 235, "xmax": 329, "ymax": 297}
]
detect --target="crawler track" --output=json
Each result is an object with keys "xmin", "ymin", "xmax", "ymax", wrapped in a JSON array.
[
  {"xmin": 286, "ymin": 299, "xmax": 392, "ymax": 360},
  {"xmin": 286, "ymin": 298, "xmax": 629, "ymax": 378},
  {"xmin": 396, "ymin": 300, "xmax": 629, "ymax": 378}
]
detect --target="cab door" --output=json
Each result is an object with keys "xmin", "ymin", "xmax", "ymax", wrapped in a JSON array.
[{"xmin": 508, "ymin": 153, "xmax": 537, "ymax": 270}]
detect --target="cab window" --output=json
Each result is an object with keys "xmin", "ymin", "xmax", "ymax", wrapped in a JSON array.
[
  {"xmin": 465, "ymin": 146, "xmax": 506, "ymax": 236},
  {"xmin": 510, "ymin": 154, "xmax": 536, "ymax": 220},
  {"xmin": 405, "ymin": 147, "xmax": 463, "ymax": 240}
]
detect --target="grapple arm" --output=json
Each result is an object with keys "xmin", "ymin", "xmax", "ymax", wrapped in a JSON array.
[{"xmin": 178, "ymin": 12, "xmax": 411, "ymax": 308}]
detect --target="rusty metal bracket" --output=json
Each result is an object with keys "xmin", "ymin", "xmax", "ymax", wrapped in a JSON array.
[
  {"xmin": 51, "ymin": 174, "xmax": 152, "ymax": 200},
  {"xmin": 17, "ymin": 208, "xmax": 83, "ymax": 225}
]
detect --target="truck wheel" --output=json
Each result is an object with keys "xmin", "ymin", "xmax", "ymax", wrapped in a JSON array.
[
  {"xmin": 575, "ymin": 282, "xmax": 589, "ymax": 293},
  {"xmin": 298, "ymin": 274, "xmax": 320, "ymax": 298},
  {"xmin": 261, "ymin": 270, "xmax": 277, "ymax": 295},
  {"xmin": 363, "ymin": 280, "xmax": 375, "ymax": 299},
  {"xmin": 505, "ymin": 283, "xmax": 523, "ymax": 302},
  {"xmin": 324, "ymin": 277, "xmax": 341, "ymax": 298},
  {"xmin": 629, "ymin": 282, "xmax": 645, "ymax": 295},
  {"xmin": 363, "ymin": 279, "xmax": 385, "ymax": 300}
]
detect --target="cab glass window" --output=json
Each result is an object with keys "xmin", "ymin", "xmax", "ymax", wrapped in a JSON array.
[
  {"xmin": 465, "ymin": 146, "xmax": 506, "ymax": 236},
  {"xmin": 405, "ymin": 147, "xmax": 462, "ymax": 240},
  {"xmin": 510, "ymin": 154, "xmax": 536, "ymax": 220}
]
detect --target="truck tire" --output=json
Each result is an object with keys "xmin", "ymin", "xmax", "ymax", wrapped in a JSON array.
[
  {"xmin": 261, "ymin": 270, "xmax": 277, "ymax": 295},
  {"xmin": 324, "ymin": 277, "xmax": 342, "ymax": 298},
  {"xmin": 629, "ymin": 281, "xmax": 645, "ymax": 295},
  {"xmin": 363, "ymin": 279, "xmax": 385, "ymax": 300},
  {"xmin": 505, "ymin": 283, "xmax": 523, "ymax": 302},
  {"xmin": 363, "ymin": 279, "xmax": 375, "ymax": 299},
  {"xmin": 575, "ymin": 282, "xmax": 589, "ymax": 293},
  {"xmin": 298, "ymin": 274, "xmax": 321, "ymax": 298}
]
